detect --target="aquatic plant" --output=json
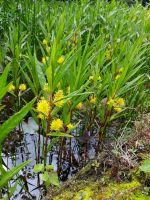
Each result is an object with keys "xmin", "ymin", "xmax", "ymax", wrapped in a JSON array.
[{"xmin": 0, "ymin": 0, "xmax": 149, "ymax": 198}]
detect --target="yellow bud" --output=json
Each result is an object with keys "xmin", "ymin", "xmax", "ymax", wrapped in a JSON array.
[
  {"xmin": 119, "ymin": 68, "xmax": 123, "ymax": 73},
  {"xmin": 43, "ymin": 39, "xmax": 48, "ymax": 45},
  {"xmin": 42, "ymin": 56, "xmax": 49, "ymax": 64},
  {"xmin": 89, "ymin": 95, "xmax": 96, "ymax": 104},
  {"xmin": 67, "ymin": 123, "xmax": 74, "ymax": 130},
  {"xmin": 115, "ymin": 74, "xmax": 121, "ymax": 80},
  {"xmin": 76, "ymin": 102, "xmax": 83, "ymax": 110},
  {"xmin": 89, "ymin": 76, "xmax": 94, "ymax": 81},
  {"xmin": 46, "ymin": 46, "xmax": 50, "ymax": 54},
  {"xmin": 50, "ymin": 119, "xmax": 63, "ymax": 131},
  {"xmin": 19, "ymin": 84, "xmax": 26, "ymax": 91},
  {"xmin": 57, "ymin": 56, "xmax": 65, "ymax": 64},
  {"xmin": 8, "ymin": 83, "xmax": 15, "ymax": 92},
  {"xmin": 114, "ymin": 107, "xmax": 122, "ymax": 113}
]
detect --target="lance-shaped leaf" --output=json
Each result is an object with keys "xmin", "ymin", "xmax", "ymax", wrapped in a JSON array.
[{"xmin": 0, "ymin": 98, "xmax": 36, "ymax": 144}]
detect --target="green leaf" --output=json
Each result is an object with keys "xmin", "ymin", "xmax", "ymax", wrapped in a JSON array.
[
  {"xmin": 35, "ymin": 54, "xmax": 46, "ymax": 89},
  {"xmin": 49, "ymin": 171, "xmax": 59, "ymax": 186},
  {"xmin": 47, "ymin": 138, "xmax": 59, "ymax": 152},
  {"xmin": 46, "ymin": 165, "xmax": 54, "ymax": 171},
  {"xmin": 0, "ymin": 160, "xmax": 31, "ymax": 187},
  {"xmin": 139, "ymin": 159, "xmax": 150, "ymax": 173},
  {"xmin": 33, "ymin": 164, "xmax": 44, "ymax": 173},
  {"xmin": 9, "ymin": 181, "xmax": 18, "ymax": 197},
  {"xmin": 46, "ymin": 66, "xmax": 53, "ymax": 92},
  {"xmin": 0, "ymin": 98, "xmax": 36, "ymax": 144},
  {"xmin": 0, "ymin": 64, "xmax": 10, "ymax": 88},
  {"xmin": 0, "ymin": 86, "xmax": 8, "ymax": 100},
  {"xmin": 40, "ymin": 171, "xmax": 49, "ymax": 182}
]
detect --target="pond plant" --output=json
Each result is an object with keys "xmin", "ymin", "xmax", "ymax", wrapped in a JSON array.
[{"xmin": 0, "ymin": 0, "xmax": 149, "ymax": 199}]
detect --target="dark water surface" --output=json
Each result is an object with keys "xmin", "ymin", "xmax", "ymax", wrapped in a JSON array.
[{"xmin": 2, "ymin": 118, "xmax": 96, "ymax": 200}]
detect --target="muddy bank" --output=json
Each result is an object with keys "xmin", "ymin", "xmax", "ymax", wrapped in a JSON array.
[{"xmin": 46, "ymin": 113, "xmax": 150, "ymax": 200}]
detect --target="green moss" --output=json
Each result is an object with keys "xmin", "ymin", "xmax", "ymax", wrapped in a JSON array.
[
  {"xmin": 74, "ymin": 188, "xmax": 94, "ymax": 200},
  {"xmin": 128, "ymin": 190, "xmax": 149, "ymax": 200},
  {"xmin": 102, "ymin": 180, "xmax": 141, "ymax": 199}
]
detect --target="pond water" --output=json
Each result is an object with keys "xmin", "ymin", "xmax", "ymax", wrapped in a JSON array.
[{"xmin": 2, "ymin": 118, "xmax": 96, "ymax": 200}]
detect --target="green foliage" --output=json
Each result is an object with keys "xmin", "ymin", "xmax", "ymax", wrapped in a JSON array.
[
  {"xmin": 139, "ymin": 159, "xmax": 150, "ymax": 173},
  {"xmin": 0, "ymin": 98, "xmax": 35, "ymax": 144},
  {"xmin": 0, "ymin": 0, "xmax": 149, "ymax": 198},
  {"xmin": 33, "ymin": 163, "xmax": 59, "ymax": 187},
  {"xmin": 0, "ymin": 160, "xmax": 31, "ymax": 188}
]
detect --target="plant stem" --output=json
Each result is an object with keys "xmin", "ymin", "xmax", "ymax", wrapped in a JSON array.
[
  {"xmin": 44, "ymin": 95, "xmax": 52, "ymax": 167},
  {"xmin": 37, "ymin": 119, "xmax": 41, "ymax": 163}
]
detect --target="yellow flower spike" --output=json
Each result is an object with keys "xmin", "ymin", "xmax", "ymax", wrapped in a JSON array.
[
  {"xmin": 42, "ymin": 56, "xmax": 49, "ymax": 64},
  {"xmin": 46, "ymin": 46, "xmax": 50, "ymax": 54},
  {"xmin": 57, "ymin": 56, "xmax": 65, "ymax": 64},
  {"xmin": 114, "ymin": 107, "xmax": 122, "ymax": 113},
  {"xmin": 89, "ymin": 76, "xmax": 94, "ymax": 81},
  {"xmin": 115, "ymin": 98, "xmax": 125, "ymax": 107},
  {"xmin": 37, "ymin": 98, "xmax": 50, "ymax": 118},
  {"xmin": 89, "ymin": 95, "xmax": 96, "ymax": 104},
  {"xmin": 115, "ymin": 74, "xmax": 121, "ymax": 80},
  {"xmin": 54, "ymin": 90, "xmax": 64, "ymax": 108},
  {"xmin": 43, "ymin": 39, "xmax": 48, "ymax": 45},
  {"xmin": 67, "ymin": 123, "xmax": 74, "ymax": 130},
  {"xmin": 19, "ymin": 84, "xmax": 26, "ymax": 91},
  {"xmin": 76, "ymin": 102, "xmax": 83, "ymax": 110},
  {"xmin": 38, "ymin": 113, "xmax": 44, "ymax": 119},
  {"xmin": 8, "ymin": 83, "xmax": 15, "ymax": 92},
  {"xmin": 50, "ymin": 119, "xmax": 63, "ymax": 131},
  {"xmin": 107, "ymin": 98, "xmax": 115, "ymax": 106}
]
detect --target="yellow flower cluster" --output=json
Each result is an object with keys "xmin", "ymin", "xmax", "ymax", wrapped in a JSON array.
[
  {"xmin": 19, "ymin": 84, "xmax": 26, "ymax": 91},
  {"xmin": 115, "ymin": 67, "xmax": 123, "ymax": 81},
  {"xmin": 89, "ymin": 95, "xmax": 96, "ymax": 104},
  {"xmin": 57, "ymin": 56, "xmax": 65, "ymax": 64},
  {"xmin": 50, "ymin": 119, "xmax": 63, "ymax": 131},
  {"xmin": 89, "ymin": 75, "xmax": 101, "ymax": 81},
  {"xmin": 107, "ymin": 97, "xmax": 125, "ymax": 113},
  {"xmin": 43, "ymin": 39, "xmax": 51, "ymax": 54},
  {"xmin": 8, "ymin": 83, "xmax": 15, "ymax": 92},
  {"xmin": 115, "ymin": 74, "xmax": 121, "ymax": 80},
  {"xmin": 54, "ymin": 90, "xmax": 64, "ymax": 107},
  {"xmin": 89, "ymin": 76, "xmax": 94, "ymax": 81},
  {"xmin": 37, "ymin": 98, "xmax": 50, "ymax": 119},
  {"xmin": 76, "ymin": 102, "xmax": 83, "ymax": 109},
  {"xmin": 67, "ymin": 123, "xmax": 74, "ymax": 130},
  {"xmin": 43, "ymin": 39, "xmax": 48, "ymax": 45},
  {"xmin": 42, "ymin": 56, "xmax": 49, "ymax": 64},
  {"xmin": 46, "ymin": 46, "xmax": 50, "ymax": 54}
]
